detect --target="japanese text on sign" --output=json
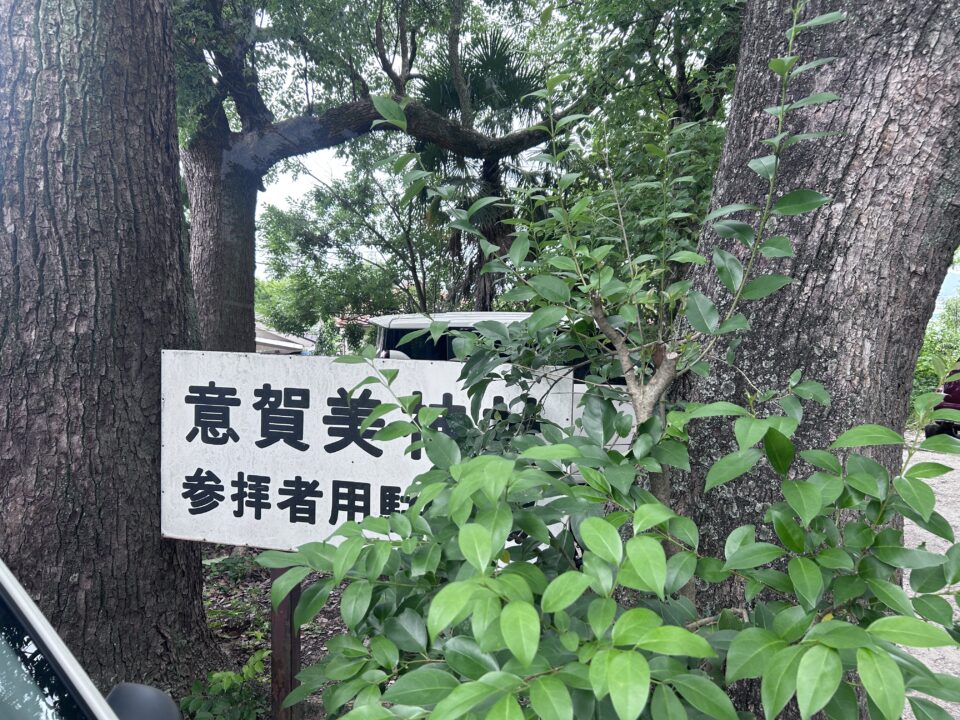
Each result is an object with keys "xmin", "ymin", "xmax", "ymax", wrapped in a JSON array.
[{"xmin": 161, "ymin": 351, "xmax": 573, "ymax": 550}]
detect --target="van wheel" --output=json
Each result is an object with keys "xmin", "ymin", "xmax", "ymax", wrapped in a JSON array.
[{"xmin": 925, "ymin": 423, "xmax": 945, "ymax": 439}]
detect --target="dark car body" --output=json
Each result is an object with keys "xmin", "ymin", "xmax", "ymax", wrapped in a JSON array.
[{"xmin": 924, "ymin": 375, "xmax": 960, "ymax": 438}]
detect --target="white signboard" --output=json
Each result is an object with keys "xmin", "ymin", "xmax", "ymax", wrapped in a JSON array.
[{"xmin": 161, "ymin": 350, "xmax": 573, "ymax": 550}]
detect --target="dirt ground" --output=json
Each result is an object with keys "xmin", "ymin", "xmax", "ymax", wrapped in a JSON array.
[{"xmin": 200, "ymin": 546, "xmax": 345, "ymax": 718}]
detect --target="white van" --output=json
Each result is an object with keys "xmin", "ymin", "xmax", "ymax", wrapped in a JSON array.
[
  {"xmin": 369, "ymin": 312, "xmax": 635, "ymax": 444},
  {"xmin": 0, "ymin": 557, "xmax": 181, "ymax": 720}
]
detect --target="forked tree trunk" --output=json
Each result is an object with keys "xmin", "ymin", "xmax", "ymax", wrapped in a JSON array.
[
  {"xmin": 0, "ymin": 0, "xmax": 218, "ymax": 691},
  {"xmin": 680, "ymin": 0, "xmax": 960, "ymax": 712}
]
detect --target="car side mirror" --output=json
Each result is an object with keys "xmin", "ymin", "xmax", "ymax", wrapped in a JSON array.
[{"xmin": 107, "ymin": 683, "xmax": 182, "ymax": 720}]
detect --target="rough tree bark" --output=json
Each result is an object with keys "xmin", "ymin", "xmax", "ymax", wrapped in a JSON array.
[
  {"xmin": 0, "ymin": 0, "xmax": 218, "ymax": 691},
  {"xmin": 679, "ymin": 0, "xmax": 960, "ymax": 709}
]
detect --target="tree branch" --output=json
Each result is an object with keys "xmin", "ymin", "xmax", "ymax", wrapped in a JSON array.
[
  {"xmin": 590, "ymin": 295, "xmax": 677, "ymax": 423},
  {"xmin": 228, "ymin": 97, "xmax": 577, "ymax": 176},
  {"xmin": 375, "ymin": 2, "xmax": 404, "ymax": 94},
  {"xmin": 447, "ymin": 0, "xmax": 473, "ymax": 129}
]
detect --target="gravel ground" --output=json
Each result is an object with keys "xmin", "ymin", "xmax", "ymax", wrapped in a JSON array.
[{"xmin": 903, "ymin": 442, "xmax": 960, "ymax": 719}]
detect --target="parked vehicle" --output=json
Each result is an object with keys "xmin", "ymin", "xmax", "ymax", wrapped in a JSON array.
[
  {"xmin": 925, "ymin": 373, "xmax": 960, "ymax": 438},
  {"xmin": 0, "ymin": 557, "xmax": 180, "ymax": 720},
  {"xmin": 369, "ymin": 312, "xmax": 635, "ymax": 444},
  {"xmin": 371, "ymin": 312, "xmax": 532, "ymax": 361}
]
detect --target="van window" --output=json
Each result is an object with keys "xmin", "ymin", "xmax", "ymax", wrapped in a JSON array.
[
  {"xmin": 0, "ymin": 587, "xmax": 95, "ymax": 719},
  {"xmin": 384, "ymin": 329, "xmax": 449, "ymax": 361}
]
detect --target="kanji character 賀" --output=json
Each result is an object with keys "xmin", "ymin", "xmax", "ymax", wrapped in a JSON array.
[
  {"xmin": 329, "ymin": 481, "xmax": 371, "ymax": 523},
  {"xmin": 277, "ymin": 476, "xmax": 323, "ymax": 524},
  {"xmin": 184, "ymin": 382, "xmax": 240, "ymax": 445},
  {"xmin": 322, "ymin": 388, "xmax": 384, "ymax": 457},
  {"xmin": 231, "ymin": 472, "xmax": 272, "ymax": 519},
  {"xmin": 182, "ymin": 468, "xmax": 225, "ymax": 515},
  {"xmin": 253, "ymin": 384, "xmax": 310, "ymax": 451}
]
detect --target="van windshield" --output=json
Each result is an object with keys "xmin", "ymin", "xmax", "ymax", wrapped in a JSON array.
[
  {"xmin": 0, "ymin": 588, "xmax": 95, "ymax": 720},
  {"xmin": 383, "ymin": 328, "xmax": 450, "ymax": 361}
]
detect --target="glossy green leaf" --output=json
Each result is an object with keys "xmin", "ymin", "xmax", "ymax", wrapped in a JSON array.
[
  {"xmin": 579, "ymin": 517, "xmax": 623, "ymax": 565},
  {"xmin": 271, "ymin": 566, "xmax": 311, "ymax": 610},
  {"xmin": 529, "ymin": 675, "xmax": 573, "ymax": 720},
  {"xmin": 857, "ymin": 647, "xmax": 905, "ymax": 720},
  {"xmin": 445, "ymin": 636, "xmax": 499, "ymax": 680},
  {"xmin": 781, "ymin": 480, "xmax": 822, "ymax": 527},
  {"xmin": 705, "ymin": 448, "xmax": 763, "ymax": 490},
  {"xmin": 763, "ymin": 428, "xmax": 795, "ymax": 476},
  {"xmin": 773, "ymin": 189, "xmax": 831, "ymax": 215},
  {"xmin": 866, "ymin": 579, "xmax": 915, "ymax": 616},
  {"xmin": 741, "ymin": 274, "xmax": 794, "ymax": 300},
  {"xmin": 726, "ymin": 628, "xmax": 787, "ymax": 683},
  {"xmin": 796, "ymin": 645, "xmax": 841, "ymax": 719},
  {"xmin": 485, "ymin": 694, "xmax": 523, "ymax": 720},
  {"xmin": 670, "ymin": 674, "xmax": 737, "ymax": 720},
  {"xmin": 723, "ymin": 542, "xmax": 785, "ymax": 570},
  {"xmin": 608, "ymin": 651, "xmax": 650, "ymax": 720},
  {"xmin": 520, "ymin": 443, "xmax": 581, "ymax": 460},
  {"xmin": 372, "ymin": 95, "xmax": 407, "ymax": 130},
  {"xmin": 761, "ymin": 645, "xmax": 806, "ymax": 720},
  {"xmin": 340, "ymin": 580, "xmax": 373, "ymax": 628},
  {"xmin": 382, "ymin": 667, "xmax": 459, "ymax": 705},
  {"xmin": 626, "ymin": 535, "xmax": 667, "ymax": 599},
  {"xmin": 612, "ymin": 608, "xmax": 662, "ymax": 646},
  {"xmin": 542, "ymin": 572, "xmax": 593, "ymax": 613},
  {"xmin": 686, "ymin": 291, "xmax": 720, "ymax": 334},
  {"xmin": 458, "ymin": 524, "xmax": 493, "ymax": 572},
  {"xmin": 712, "ymin": 248, "xmax": 744, "ymax": 293},
  {"xmin": 500, "ymin": 601, "xmax": 540, "ymax": 666},
  {"xmin": 428, "ymin": 582, "xmax": 476, "ymax": 640},
  {"xmin": 634, "ymin": 626, "xmax": 716, "ymax": 658},
  {"xmin": 650, "ymin": 685, "xmax": 687, "ymax": 720},
  {"xmin": 529, "ymin": 275, "xmax": 570, "ymax": 303},
  {"xmin": 830, "ymin": 424, "xmax": 903, "ymax": 448},
  {"xmin": 788, "ymin": 557, "xmax": 823, "ymax": 610},
  {"xmin": 894, "ymin": 475, "xmax": 936, "ymax": 521},
  {"xmin": 867, "ymin": 616, "xmax": 957, "ymax": 647},
  {"xmin": 909, "ymin": 697, "xmax": 954, "ymax": 720}
]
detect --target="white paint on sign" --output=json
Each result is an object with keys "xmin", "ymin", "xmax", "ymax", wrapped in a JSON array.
[{"xmin": 161, "ymin": 350, "xmax": 573, "ymax": 550}]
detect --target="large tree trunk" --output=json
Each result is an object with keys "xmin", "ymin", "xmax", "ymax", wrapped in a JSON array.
[
  {"xmin": 0, "ymin": 0, "xmax": 218, "ymax": 692},
  {"xmin": 680, "ymin": 0, "xmax": 960, "ymax": 710},
  {"xmin": 182, "ymin": 121, "xmax": 259, "ymax": 353}
]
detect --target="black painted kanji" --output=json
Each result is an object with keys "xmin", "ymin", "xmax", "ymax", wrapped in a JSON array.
[
  {"xmin": 253, "ymin": 384, "xmax": 310, "ymax": 451},
  {"xmin": 329, "ymin": 481, "xmax": 371, "ymax": 523},
  {"xmin": 182, "ymin": 468, "xmax": 225, "ymax": 515},
  {"xmin": 184, "ymin": 382, "xmax": 240, "ymax": 445},
  {"xmin": 231, "ymin": 472, "xmax": 272, "ymax": 519},
  {"xmin": 277, "ymin": 476, "xmax": 323, "ymax": 524},
  {"xmin": 379, "ymin": 486, "xmax": 410, "ymax": 516},
  {"xmin": 322, "ymin": 388, "xmax": 384, "ymax": 457},
  {"xmin": 428, "ymin": 392, "xmax": 467, "ymax": 436}
]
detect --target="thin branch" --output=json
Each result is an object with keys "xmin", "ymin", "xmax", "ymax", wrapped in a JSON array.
[
  {"xmin": 447, "ymin": 0, "xmax": 473, "ymax": 129},
  {"xmin": 375, "ymin": 2, "xmax": 404, "ymax": 94}
]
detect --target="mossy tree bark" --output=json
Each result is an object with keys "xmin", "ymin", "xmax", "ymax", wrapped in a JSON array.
[{"xmin": 0, "ymin": 0, "xmax": 218, "ymax": 691}]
